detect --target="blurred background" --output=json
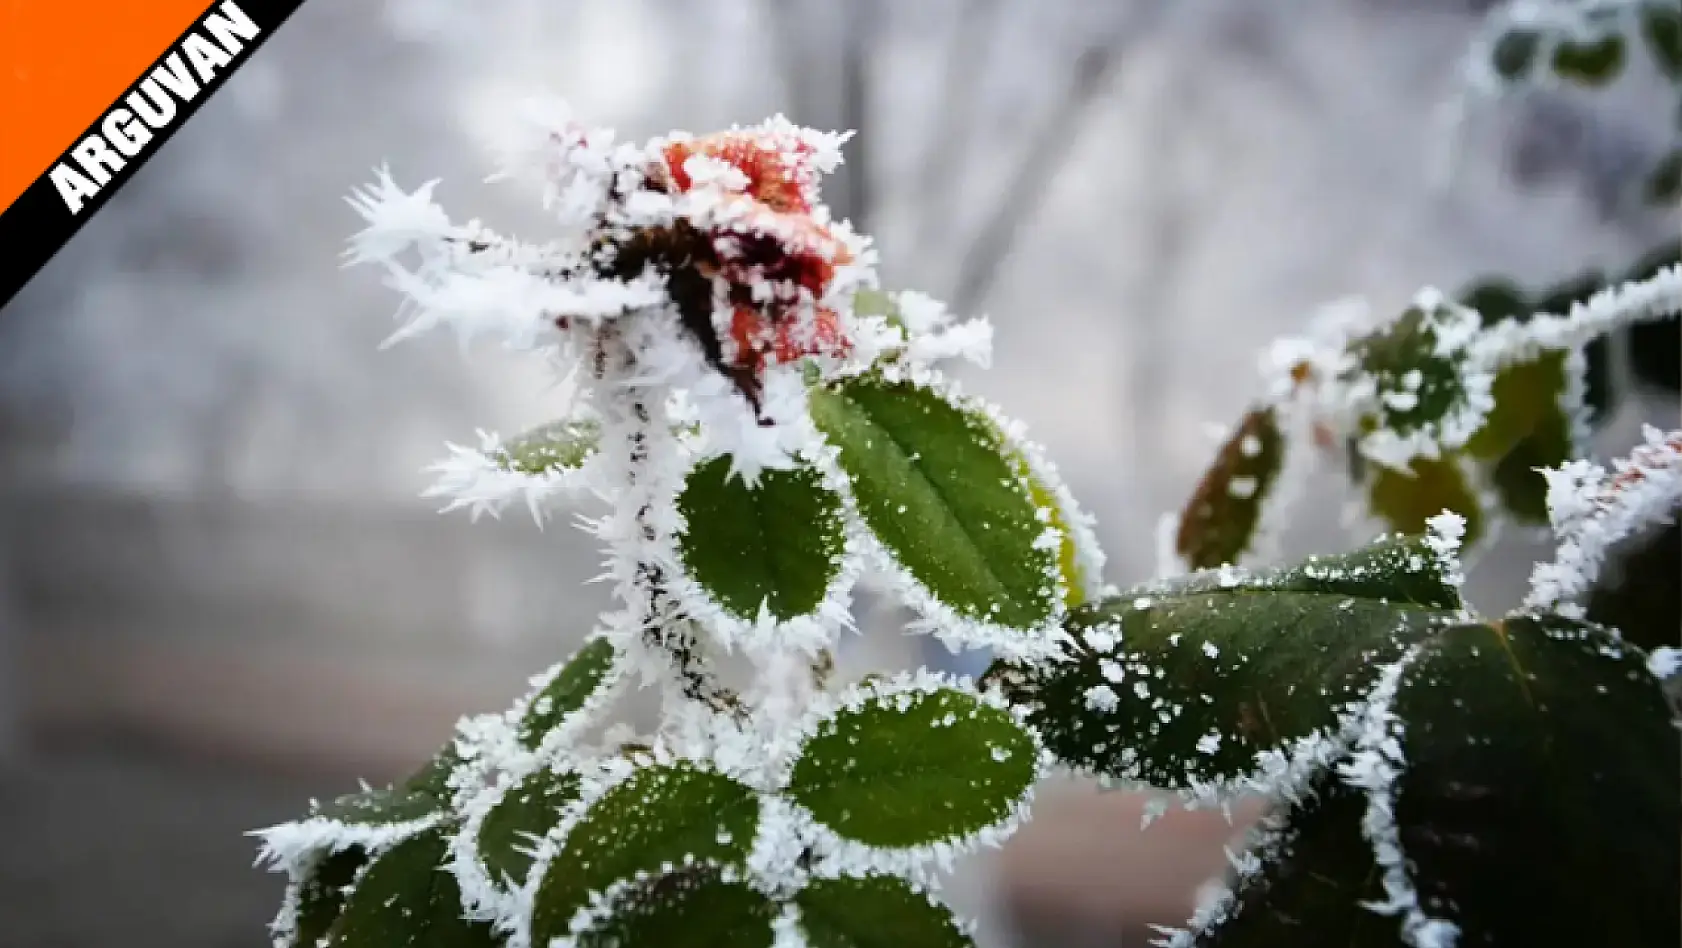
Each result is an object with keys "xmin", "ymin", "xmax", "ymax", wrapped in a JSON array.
[{"xmin": 0, "ymin": 0, "xmax": 1675, "ymax": 946}]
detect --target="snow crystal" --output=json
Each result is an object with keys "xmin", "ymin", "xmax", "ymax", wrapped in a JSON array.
[{"xmin": 1526, "ymin": 427, "xmax": 1682, "ymax": 616}]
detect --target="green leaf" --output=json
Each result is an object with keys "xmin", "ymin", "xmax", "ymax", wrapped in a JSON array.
[
  {"xmin": 675, "ymin": 456, "xmax": 846, "ymax": 622},
  {"xmin": 1203, "ymin": 615, "xmax": 1681, "ymax": 946},
  {"xmin": 1391, "ymin": 616, "xmax": 1679, "ymax": 945},
  {"xmin": 1487, "ymin": 417, "xmax": 1572, "ymax": 524},
  {"xmin": 1345, "ymin": 306, "xmax": 1473, "ymax": 440},
  {"xmin": 1001, "ymin": 537, "xmax": 1461, "ymax": 786},
  {"xmin": 1641, "ymin": 1, "xmax": 1682, "ymax": 80},
  {"xmin": 496, "ymin": 419, "xmax": 599, "ymax": 475},
  {"xmin": 1003, "ymin": 440, "xmax": 1088, "ymax": 608},
  {"xmin": 530, "ymin": 765, "xmax": 759, "ymax": 948},
  {"xmin": 1648, "ymin": 148, "xmax": 1682, "ymax": 206},
  {"xmin": 1176, "ymin": 406, "xmax": 1286, "ymax": 570},
  {"xmin": 1464, "ymin": 351, "xmax": 1568, "ymax": 461},
  {"xmin": 808, "ymin": 375, "xmax": 1058, "ymax": 629},
  {"xmin": 1491, "ymin": 29, "xmax": 1541, "ymax": 81},
  {"xmin": 313, "ymin": 786, "xmax": 443, "ymax": 826},
  {"xmin": 1192, "ymin": 780, "xmax": 1382, "ymax": 948},
  {"xmin": 786, "ymin": 685, "xmax": 1038, "ymax": 847},
  {"xmin": 1585, "ymin": 515, "xmax": 1682, "ymax": 651},
  {"xmin": 1367, "ymin": 457, "xmax": 1484, "ymax": 548},
  {"xmin": 1550, "ymin": 35, "xmax": 1626, "ymax": 86},
  {"xmin": 518, "ymin": 637, "xmax": 617, "ymax": 749},
  {"xmin": 289, "ymin": 848, "xmax": 367, "ymax": 948},
  {"xmin": 403, "ymin": 742, "xmax": 465, "ymax": 801},
  {"xmin": 797, "ymin": 875, "xmax": 974, "ymax": 948},
  {"xmin": 477, "ymin": 768, "xmax": 582, "ymax": 887},
  {"xmin": 325, "ymin": 828, "xmax": 499, "ymax": 948},
  {"xmin": 853, "ymin": 288, "xmax": 903, "ymax": 330},
  {"xmin": 1457, "ymin": 278, "xmax": 1528, "ymax": 327},
  {"xmin": 574, "ymin": 866, "xmax": 777, "ymax": 948}
]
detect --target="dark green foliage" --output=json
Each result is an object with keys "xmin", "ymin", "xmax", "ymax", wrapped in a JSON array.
[
  {"xmin": 517, "ymin": 638, "xmax": 618, "ymax": 749},
  {"xmin": 809, "ymin": 375, "xmax": 1057, "ymax": 629},
  {"xmin": 797, "ymin": 875, "xmax": 974, "ymax": 948},
  {"xmin": 477, "ymin": 768, "xmax": 582, "ymax": 887},
  {"xmin": 1346, "ymin": 308, "xmax": 1469, "ymax": 438},
  {"xmin": 786, "ymin": 686, "xmax": 1038, "ymax": 847},
  {"xmin": 1188, "ymin": 615, "xmax": 1680, "ymax": 947},
  {"xmin": 325, "ymin": 829, "xmax": 500, "ymax": 948},
  {"xmin": 290, "ymin": 848, "xmax": 368, "ymax": 948},
  {"xmin": 1586, "ymin": 514, "xmax": 1682, "ymax": 652},
  {"xmin": 1001, "ymin": 538, "xmax": 1462, "ymax": 786},
  {"xmin": 1194, "ymin": 782, "xmax": 1386, "ymax": 948},
  {"xmin": 573, "ymin": 867, "xmax": 778, "ymax": 948},
  {"xmin": 529, "ymin": 765, "xmax": 758, "ymax": 948},
  {"xmin": 313, "ymin": 786, "xmax": 446, "ymax": 826},
  {"xmin": 1642, "ymin": 1, "xmax": 1682, "ymax": 80},
  {"xmin": 1550, "ymin": 34, "xmax": 1627, "ymax": 86},
  {"xmin": 675, "ymin": 456, "xmax": 845, "ymax": 622}
]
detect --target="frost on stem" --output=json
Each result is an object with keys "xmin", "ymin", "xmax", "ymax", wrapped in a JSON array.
[
  {"xmin": 263, "ymin": 101, "xmax": 1108, "ymax": 948},
  {"xmin": 1525, "ymin": 426, "xmax": 1682, "ymax": 624}
]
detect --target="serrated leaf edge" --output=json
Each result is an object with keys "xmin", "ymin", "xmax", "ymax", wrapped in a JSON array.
[
  {"xmin": 811, "ymin": 364, "xmax": 1072, "ymax": 663},
  {"xmin": 778, "ymin": 670, "xmax": 1047, "ymax": 880},
  {"xmin": 663, "ymin": 450, "xmax": 867, "ymax": 657}
]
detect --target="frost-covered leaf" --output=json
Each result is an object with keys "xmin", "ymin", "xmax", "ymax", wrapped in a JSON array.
[
  {"xmin": 313, "ymin": 785, "xmax": 444, "ymax": 826},
  {"xmin": 1177, "ymin": 407, "xmax": 1286, "ymax": 570},
  {"xmin": 1192, "ymin": 780, "xmax": 1379, "ymax": 948},
  {"xmin": 288, "ymin": 848, "xmax": 367, "ymax": 948},
  {"xmin": 324, "ymin": 827, "xmax": 499, "ymax": 948},
  {"xmin": 1007, "ymin": 443, "xmax": 1088, "ymax": 607},
  {"xmin": 1550, "ymin": 34, "xmax": 1626, "ymax": 86},
  {"xmin": 853, "ymin": 287, "xmax": 901, "ymax": 329},
  {"xmin": 1463, "ymin": 352, "xmax": 1567, "ymax": 462},
  {"xmin": 675, "ymin": 456, "xmax": 845, "ymax": 622},
  {"xmin": 404, "ymin": 742, "xmax": 466, "ymax": 800},
  {"xmin": 574, "ymin": 865, "xmax": 777, "ymax": 948},
  {"xmin": 1002, "ymin": 537, "xmax": 1462, "ymax": 786},
  {"xmin": 808, "ymin": 375, "xmax": 1058, "ymax": 629},
  {"xmin": 498, "ymin": 419, "xmax": 600, "ymax": 475},
  {"xmin": 1383, "ymin": 615, "xmax": 1678, "ymax": 945},
  {"xmin": 1201, "ymin": 615, "xmax": 1680, "ymax": 947},
  {"xmin": 1641, "ymin": 1, "xmax": 1682, "ymax": 80},
  {"xmin": 786, "ymin": 685, "xmax": 1037, "ymax": 847},
  {"xmin": 477, "ymin": 768, "xmax": 582, "ymax": 887},
  {"xmin": 530, "ymin": 765, "xmax": 759, "ymax": 947},
  {"xmin": 518, "ymin": 637, "xmax": 617, "ymax": 749},
  {"xmin": 1585, "ymin": 515, "xmax": 1682, "ymax": 651},
  {"xmin": 797, "ymin": 874, "xmax": 973, "ymax": 948},
  {"xmin": 1367, "ymin": 458, "xmax": 1484, "ymax": 546},
  {"xmin": 1345, "ymin": 306, "xmax": 1472, "ymax": 447},
  {"xmin": 1462, "ymin": 351, "xmax": 1573, "ymax": 524}
]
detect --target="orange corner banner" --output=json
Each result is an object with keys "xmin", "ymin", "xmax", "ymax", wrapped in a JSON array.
[{"xmin": 0, "ymin": 0, "xmax": 307, "ymax": 308}]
